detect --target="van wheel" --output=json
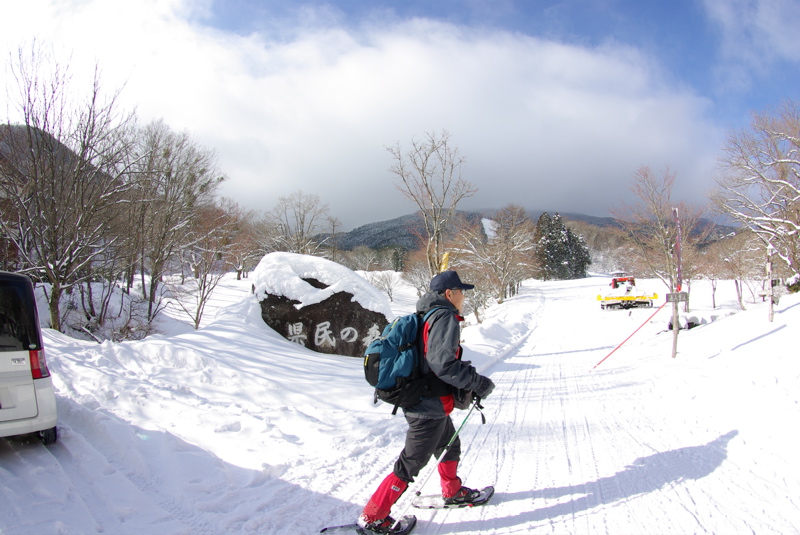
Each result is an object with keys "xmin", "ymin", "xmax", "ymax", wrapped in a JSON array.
[{"xmin": 39, "ymin": 426, "xmax": 57, "ymax": 445}]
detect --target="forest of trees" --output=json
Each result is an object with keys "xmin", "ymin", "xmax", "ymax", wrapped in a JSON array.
[{"xmin": 1, "ymin": 45, "xmax": 798, "ymax": 341}]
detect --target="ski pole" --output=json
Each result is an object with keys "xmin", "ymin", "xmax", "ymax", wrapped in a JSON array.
[{"xmin": 391, "ymin": 397, "xmax": 485, "ymax": 529}]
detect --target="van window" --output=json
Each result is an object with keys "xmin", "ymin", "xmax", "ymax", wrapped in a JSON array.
[{"xmin": 0, "ymin": 280, "xmax": 40, "ymax": 351}]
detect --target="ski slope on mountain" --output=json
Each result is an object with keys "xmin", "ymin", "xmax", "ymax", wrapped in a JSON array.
[{"xmin": 1, "ymin": 273, "xmax": 798, "ymax": 534}]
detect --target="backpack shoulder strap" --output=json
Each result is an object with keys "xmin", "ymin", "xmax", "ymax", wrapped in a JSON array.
[
  {"xmin": 387, "ymin": 307, "xmax": 452, "ymax": 416},
  {"xmin": 416, "ymin": 305, "xmax": 451, "ymax": 359},
  {"xmin": 421, "ymin": 305, "xmax": 450, "ymax": 323}
]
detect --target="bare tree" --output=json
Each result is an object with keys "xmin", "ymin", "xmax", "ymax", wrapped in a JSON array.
[
  {"xmin": 713, "ymin": 231, "xmax": 765, "ymax": 309},
  {"xmin": 695, "ymin": 239, "xmax": 728, "ymax": 309},
  {"xmin": 402, "ymin": 250, "xmax": 432, "ymax": 297},
  {"xmin": 388, "ymin": 130, "xmax": 477, "ymax": 276},
  {"xmin": 129, "ymin": 119, "xmax": 225, "ymax": 321},
  {"xmin": 365, "ymin": 270, "xmax": 399, "ymax": 302},
  {"xmin": 267, "ymin": 190, "xmax": 330, "ymax": 255},
  {"xmin": 324, "ymin": 215, "xmax": 343, "ymax": 263},
  {"xmin": 341, "ymin": 245, "xmax": 379, "ymax": 272},
  {"xmin": 218, "ymin": 198, "xmax": 261, "ymax": 279},
  {"xmin": 0, "ymin": 43, "xmax": 137, "ymax": 331},
  {"xmin": 451, "ymin": 205, "xmax": 538, "ymax": 303},
  {"xmin": 169, "ymin": 203, "xmax": 232, "ymax": 329},
  {"xmin": 713, "ymin": 100, "xmax": 800, "ymax": 278},
  {"xmin": 612, "ymin": 166, "xmax": 709, "ymax": 293}
]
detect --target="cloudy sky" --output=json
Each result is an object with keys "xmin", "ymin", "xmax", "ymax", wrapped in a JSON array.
[{"xmin": 3, "ymin": 0, "xmax": 799, "ymax": 229}]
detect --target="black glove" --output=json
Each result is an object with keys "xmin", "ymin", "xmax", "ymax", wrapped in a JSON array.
[{"xmin": 474, "ymin": 375, "xmax": 495, "ymax": 399}]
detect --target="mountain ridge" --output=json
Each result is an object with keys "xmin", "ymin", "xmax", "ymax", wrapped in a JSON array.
[
  {"xmin": 329, "ymin": 210, "xmax": 626, "ymax": 251},
  {"xmin": 329, "ymin": 210, "xmax": 737, "ymax": 251}
]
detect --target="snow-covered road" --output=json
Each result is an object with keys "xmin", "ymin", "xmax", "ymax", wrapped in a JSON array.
[
  {"xmin": 1, "ymin": 274, "xmax": 798, "ymax": 534},
  {"xmin": 403, "ymin": 279, "xmax": 798, "ymax": 533}
]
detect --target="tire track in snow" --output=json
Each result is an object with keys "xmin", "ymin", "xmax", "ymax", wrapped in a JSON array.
[
  {"xmin": 0, "ymin": 398, "xmax": 193, "ymax": 534},
  {"xmin": 0, "ymin": 435, "xmax": 103, "ymax": 533}
]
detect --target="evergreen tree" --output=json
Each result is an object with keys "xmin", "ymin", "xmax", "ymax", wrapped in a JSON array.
[
  {"xmin": 534, "ymin": 213, "xmax": 591, "ymax": 280},
  {"xmin": 566, "ymin": 228, "xmax": 592, "ymax": 278}
]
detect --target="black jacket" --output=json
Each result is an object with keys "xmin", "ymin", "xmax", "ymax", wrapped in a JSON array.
[{"xmin": 404, "ymin": 292, "xmax": 485, "ymax": 419}]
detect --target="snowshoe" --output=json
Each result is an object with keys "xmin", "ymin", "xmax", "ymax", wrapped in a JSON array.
[
  {"xmin": 320, "ymin": 514, "xmax": 416, "ymax": 534},
  {"xmin": 412, "ymin": 485, "xmax": 494, "ymax": 509}
]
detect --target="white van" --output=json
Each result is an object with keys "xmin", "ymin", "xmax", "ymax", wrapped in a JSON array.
[{"xmin": 0, "ymin": 271, "xmax": 57, "ymax": 444}]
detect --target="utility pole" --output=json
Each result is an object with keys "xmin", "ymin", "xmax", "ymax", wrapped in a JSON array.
[
  {"xmin": 767, "ymin": 245, "xmax": 775, "ymax": 323},
  {"xmin": 671, "ymin": 208, "xmax": 683, "ymax": 359},
  {"xmin": 757, "ymin": 245, "xmax": 781, "ymax": 321}
]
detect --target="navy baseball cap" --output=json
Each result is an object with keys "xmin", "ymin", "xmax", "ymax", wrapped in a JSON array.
[{"xmin": 429, "ymin": 270, "xmax": 475, "ymax": 292}]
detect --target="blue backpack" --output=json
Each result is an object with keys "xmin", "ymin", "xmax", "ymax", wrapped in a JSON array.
[{"xmin": 364, "ymin": 307, "xmax": 446, "ymax": 413}]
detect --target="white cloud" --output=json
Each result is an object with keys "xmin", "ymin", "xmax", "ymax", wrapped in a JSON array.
[
  {"xmin": 2, "ymin": 0, "xmax": 723, "ymax": 228},
  {"xmin": 708, "ymin": 0, "xmax": 800, "ymax": 61},
  {"xmin": 703, "ymin": 0, "xmax": 800, "ymax": 89}
]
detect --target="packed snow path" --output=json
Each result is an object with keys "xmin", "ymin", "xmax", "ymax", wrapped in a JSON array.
[
  {"xmin": 420, "ymin": 282, "xmax": 798, "ymax": 533},
  {"xmin": 391, "ymin": 279, "xmax": 798, "ymax": 533},
  {"xmin": 1, "ymin": 275, "xmax": 798, "ymax": 534}
]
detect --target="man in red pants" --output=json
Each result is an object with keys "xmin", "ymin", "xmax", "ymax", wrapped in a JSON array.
[{"xmin": 357, "ymin": 271, "xmax": 495, "ymax": 534}]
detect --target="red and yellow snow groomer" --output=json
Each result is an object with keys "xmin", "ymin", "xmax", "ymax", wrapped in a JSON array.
[{"xmin": 597, "ymin": 271, "xmax": 658, "ymax": 310}]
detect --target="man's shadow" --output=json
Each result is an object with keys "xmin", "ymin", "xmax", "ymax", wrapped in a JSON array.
[{"xmin": 452, "ymin": 430, "xmax": 738, "ymax": 532}]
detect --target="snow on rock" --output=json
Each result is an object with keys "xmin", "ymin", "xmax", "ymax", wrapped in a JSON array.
[
  {"xmin": 252, "ymin": 252, "xmax": 393, "ymax": 318},
  {"xmin": 252, "ymin": 252, "xmax": 391, "ymax": 356}
]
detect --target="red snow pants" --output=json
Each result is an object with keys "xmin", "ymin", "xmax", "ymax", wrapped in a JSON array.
[{"xmin": 361, "ymin": 415, "xmax": 462, "ymax": 522}]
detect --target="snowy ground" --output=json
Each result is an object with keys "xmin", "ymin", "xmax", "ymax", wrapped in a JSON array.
[{"xmin": 1, "ymin": 271, "xmax": 798, "ymax": 534}]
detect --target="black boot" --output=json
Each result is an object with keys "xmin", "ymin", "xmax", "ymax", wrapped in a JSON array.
[{"xmin": 443, "ymin": 486, "xmax": 481, "ymax": 506}]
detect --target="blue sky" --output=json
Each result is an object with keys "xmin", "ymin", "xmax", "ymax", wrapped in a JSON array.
[
  {"xmin": 3, "ymin": 0, "xmax": 799, "ymax": 228},
  {"xmin": 203, "ymin": 0, "xmax": 796, "ymax": 127}
]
